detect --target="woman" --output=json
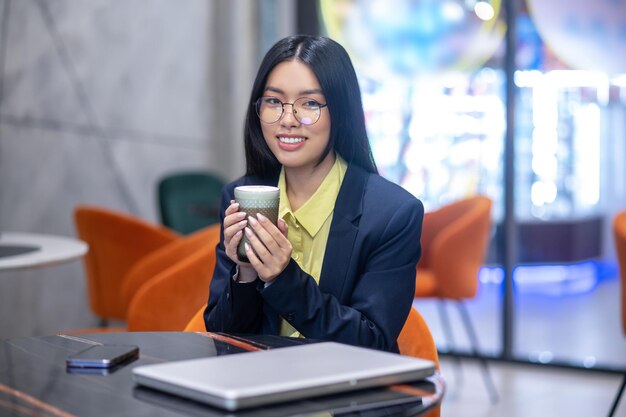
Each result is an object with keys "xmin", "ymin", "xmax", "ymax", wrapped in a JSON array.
[{"xmin": 204, "ymin": 35, "xmax": 423, "ymax": 352}]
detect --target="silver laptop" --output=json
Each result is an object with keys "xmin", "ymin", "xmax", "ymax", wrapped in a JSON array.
[{"xmin": 132, "ymin": 341, "xmax": 436, "ymax": 411}]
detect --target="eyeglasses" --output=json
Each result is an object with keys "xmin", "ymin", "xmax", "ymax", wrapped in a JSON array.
[{"xmin": 254, "ymin": 96, "xmax": 327, "ymax": 125}]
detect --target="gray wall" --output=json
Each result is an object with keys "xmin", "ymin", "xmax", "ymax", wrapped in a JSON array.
[{"xmin": 0, "ymin": 0, "xmax": 295, "ymax": 338}]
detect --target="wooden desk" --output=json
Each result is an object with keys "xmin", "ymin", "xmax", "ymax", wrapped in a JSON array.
[
  {"xmin": 0, "ymin": 232, "xmax": 88, "ymax": 270},
  {"xmin": 0, "ymin": 332, "xmax": 444, "ymax": 417}
]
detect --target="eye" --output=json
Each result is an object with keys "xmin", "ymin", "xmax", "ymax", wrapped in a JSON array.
[
  {"xmin": 263, "ymin": 97, "xmax": 282, "ymax": 106},
  {"xmin": 300, "ymin": 99, "xmax": 321, "ymax": 110}
]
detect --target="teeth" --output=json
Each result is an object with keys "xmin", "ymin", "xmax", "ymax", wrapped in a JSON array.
[{"xmin": 279, "ymin": 137, "xmax": 305, "ymax": 144}]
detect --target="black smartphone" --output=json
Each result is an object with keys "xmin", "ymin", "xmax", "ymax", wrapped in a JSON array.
[
  {"xmin": 66, "ymin": 363, "xmax": 124, "ymax": 375},
  {"xmin": 66, "ymin": 344, "xmax": 139, "ymax": 369}
]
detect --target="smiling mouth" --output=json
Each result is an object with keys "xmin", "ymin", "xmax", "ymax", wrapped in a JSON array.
[{"xmin": 278, "ymin": 136, "xmax": 306, "ymax": 144}]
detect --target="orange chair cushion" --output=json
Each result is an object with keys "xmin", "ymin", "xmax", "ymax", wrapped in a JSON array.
[
  {"xmin": 184, "ymin": 304, "xmax": 207, "ymax": 332},
  {"xmin": 415, "ymin": 268, "xmax": 437, "ymax": 298},
  {"xmin": 398, "ymin": 307, "xmax": 441, "ymax": 417}
]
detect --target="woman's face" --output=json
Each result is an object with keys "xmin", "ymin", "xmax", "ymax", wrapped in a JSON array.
[{"xmin": 260, "ymin": 60, "xmax": 332, "ymax": 173}]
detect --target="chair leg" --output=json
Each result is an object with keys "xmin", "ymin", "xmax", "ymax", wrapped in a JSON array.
[
  {"xmin": 608, "ymin": 371, "xmax": 626, "ymax": 417},
  {"xmin": 456, "ymin": 301, "xmax": 499, "ymax": 404},
  {"xmin": 436, "ymin": 301, "xmax": 463, "ymax": 385},
  {"xmin": 98, "ymin": 318, "xmax": 109, "ymax": 328}
]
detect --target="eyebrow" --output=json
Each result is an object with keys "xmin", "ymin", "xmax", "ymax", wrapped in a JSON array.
[{"xmin": 264, "ymin": 86, "xmax": 324, "ymax": 96}]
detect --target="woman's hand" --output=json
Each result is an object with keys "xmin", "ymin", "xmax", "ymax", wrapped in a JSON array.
[
  {"xmin": 243, "ymin": 213, "xmax": 291, "ymax": 283},
  {"xmin": 222, "ymin": 200, "xmax": 256, "ymax": 281}
]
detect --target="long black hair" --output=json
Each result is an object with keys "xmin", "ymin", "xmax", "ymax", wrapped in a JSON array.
[{"xmin": 243, "ymin": 35, "xmax": 378, "ymax": 179}]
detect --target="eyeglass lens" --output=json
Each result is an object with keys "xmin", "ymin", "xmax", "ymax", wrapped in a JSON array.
[{"xmin": 256, "ymin": 97, "xmax": 322, "ymax": 125}]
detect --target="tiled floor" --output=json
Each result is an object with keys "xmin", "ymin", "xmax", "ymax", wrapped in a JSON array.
[
  {"xmin": 437, "ymin": 357, "xmax": 625, "ymax": 417},
  {"xmin": 413, "ymin": 267, "xmax": 626, "ymax": 416}
]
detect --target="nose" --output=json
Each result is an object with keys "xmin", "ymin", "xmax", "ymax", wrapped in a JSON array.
[{"xmin": 280, "ymin": 103, "xmax": 299, "ymax": 126}]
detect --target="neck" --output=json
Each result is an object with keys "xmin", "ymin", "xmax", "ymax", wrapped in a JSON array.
[{"xmin": 285, "ymin": 152, "xmax": 336, "ymax": 211}]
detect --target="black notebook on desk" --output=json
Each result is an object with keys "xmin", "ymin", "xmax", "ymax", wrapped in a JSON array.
[{"xmin": 132, "ymin": 341, "xmax": 435, "ymax": 411}]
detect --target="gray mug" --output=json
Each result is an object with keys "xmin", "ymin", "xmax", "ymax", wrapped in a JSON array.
[{"xmin": 234, "ymin": 185, "xmax": 280, "ymax": 262}]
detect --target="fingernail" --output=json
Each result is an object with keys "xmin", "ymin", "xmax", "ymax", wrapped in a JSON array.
[
  {"xmin": 244, "ymin": 242, "xmax": 251, "ymax": 251},
  {"xmin": 235, "ymin": 230, "xmax": 242, "ymax": 237},
  {"xmin": 237, "ymin": 211, "xmax": 246, "ymax": 219},
  {"xmin": 248, "ymin": 216, "xmax": 258, "ymax": 226},
  {"xmin": 238, "ymin": 219, "xmax": 248, "ymax": 226},
  {"xmin": 245, "ymin": 227, "xmax": 253, "ymax": 237}
]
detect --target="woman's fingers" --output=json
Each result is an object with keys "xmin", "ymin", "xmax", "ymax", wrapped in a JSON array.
[
  {"xmin": 245, "ymin": 214, "xmax": 292, "ymax": 281},
  {"xmin": 224, "ymin": 217, "xmax": 247, "ymax": 241},
  {"xmin": 243, "ymin": 226, "xmax": 271, "ymax": 259},
  {"xmin": 244, "ymin": 238, "xmax": 276, "ymax": 281},
  {"xmin": 224, "ymin": 203, "xmax": 246, "ymax": 228},
  {"xmin": 223, "ymin": 202, "xmax": 245, "ymax": 240},
  {"xmin": 223, "ymin": 201, "xmax": 249, "ymax": 263},
  {"xmin": 224, "ymin": 201, "xmax": 239, "ymax": 220},
  {"xmin": 251, "ymin": 214, "xmax": 290, "ymax": 250},
  {"xmin": 246, "ymin": 216, "xmax": 278, "ymax": 254},
  {"xmin": 277, "ymin": 218, "xmax": 289, "ymax": 238},
  {"xmin": 243, "ymin": 241, "xmax": 264, "ymax": 271}
]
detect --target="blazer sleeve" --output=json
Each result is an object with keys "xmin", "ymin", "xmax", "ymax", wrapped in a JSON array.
[
  {"xmin": 204, "ymin": 185, "xmax": 264, "ymax": 333},
  {"xmin": 260, "ymin": 195, "xmax": 423, "ymax": 351}
]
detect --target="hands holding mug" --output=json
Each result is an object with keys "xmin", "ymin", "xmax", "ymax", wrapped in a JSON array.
[{"xmin": 222, "ymin": 186, "xmax": 291, "ymax": 284}]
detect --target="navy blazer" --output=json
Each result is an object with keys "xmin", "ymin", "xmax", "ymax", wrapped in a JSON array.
[{"xmin": 204, "ymin": 164, "xmax": 424, "ymax": 352}]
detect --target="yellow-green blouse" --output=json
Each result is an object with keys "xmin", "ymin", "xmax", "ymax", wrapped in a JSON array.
[{"xmin": 277, "ymin": 155, "xmax": 347, "ymax": 337}]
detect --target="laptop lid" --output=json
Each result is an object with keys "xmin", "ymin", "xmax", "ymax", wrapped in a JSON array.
[{"xmin": 132, "ymin": 341, "xmax": 436, "ymax": 411}]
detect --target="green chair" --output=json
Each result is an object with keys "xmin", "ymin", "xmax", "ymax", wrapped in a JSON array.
[{"xmin": 158, "ymin": 171, "xmax": 226, "ymax": 235}]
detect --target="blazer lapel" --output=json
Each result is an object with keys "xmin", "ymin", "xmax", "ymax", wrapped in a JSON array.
[{"xmin": 319, "ymin": 165, "xmax": 367, "ymax": 296}]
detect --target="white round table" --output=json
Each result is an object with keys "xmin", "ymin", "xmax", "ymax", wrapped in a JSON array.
[{"xmin": 0, "ymin": 232, "xmax": 88, "ymax": 270}]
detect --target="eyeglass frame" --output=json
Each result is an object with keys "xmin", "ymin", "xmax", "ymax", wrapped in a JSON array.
[{"xmin": 253, "ymin": 96, "xmax": 328, "ymax": 125}]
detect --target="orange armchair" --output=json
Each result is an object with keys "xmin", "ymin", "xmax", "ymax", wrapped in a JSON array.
[
  {"xmin": 414, "ymin": 195, "xmax": 497, "ymax": 403},
  {"xmin": 125, "ymin": 224, "xmax": 220, "ymax": 331},
  {"xmin": 415, "ymin": 196, "xmax": 492, "ymax": 300},
  {"xmin": 609, "ymin": 211, "xmax": 626, "ymax": 417},
  {"xmin": 74, "ymin": 205, "xmax": 180, "ymax": 326}
]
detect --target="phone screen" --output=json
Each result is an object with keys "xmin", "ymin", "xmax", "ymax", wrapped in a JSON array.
[{"xmin": 66, "ymin": 344, "xmax": 139, "ymax": 369}]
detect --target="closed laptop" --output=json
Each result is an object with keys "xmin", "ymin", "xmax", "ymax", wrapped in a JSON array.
[{"xmin": 132, "ymin": 341, "xmax": 436, "ymax": 411}]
